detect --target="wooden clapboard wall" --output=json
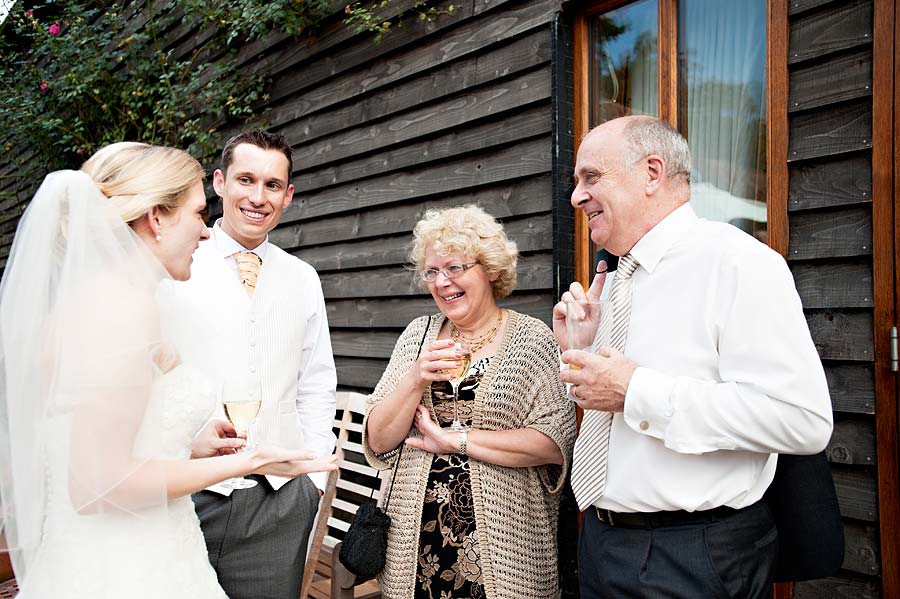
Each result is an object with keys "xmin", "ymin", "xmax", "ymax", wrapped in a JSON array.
[
  {"xmin": 253, "ymin": 0, "xmax": 566, "ymax": 391},
  {"xmin": 784, "ymin": 0, "xmax": 882, "ymax": 596}
]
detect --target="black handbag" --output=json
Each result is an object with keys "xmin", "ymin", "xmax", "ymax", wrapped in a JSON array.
[
  {"xmin": 763, "ymin": 451, "xmax": 844, "ymax": 582},
  {"xmin": 338, "ymin": 315, "xmax": 431, "ymax": 578}
]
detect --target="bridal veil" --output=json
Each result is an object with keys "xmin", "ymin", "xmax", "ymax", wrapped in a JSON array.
[{"xmin": 0, "ymin": 170, "xmax": 174, "ymax": 588}]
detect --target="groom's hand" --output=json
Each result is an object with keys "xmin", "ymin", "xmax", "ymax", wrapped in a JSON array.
[{"xmin": 191, "ymin": 419, "xmax": 245, "ymax": 458}]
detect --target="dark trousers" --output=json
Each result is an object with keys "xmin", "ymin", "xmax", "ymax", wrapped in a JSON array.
[
  {"xmin": 578, "ymin": 501, "xmax": 778, "ymax": 599},
  {"xmin": 192, "ymin": 475, "xmax": 319, "ymax": 599}
]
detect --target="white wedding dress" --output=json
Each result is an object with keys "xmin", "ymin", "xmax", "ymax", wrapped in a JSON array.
[{"xmin": 18, "ymin": 364, "xmax": 229, "ymax": 599}]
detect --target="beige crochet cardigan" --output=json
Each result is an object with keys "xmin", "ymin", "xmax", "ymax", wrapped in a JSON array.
[{"xmin": 363, "ymin": 310, "xmax": 576, "ymax": 599}]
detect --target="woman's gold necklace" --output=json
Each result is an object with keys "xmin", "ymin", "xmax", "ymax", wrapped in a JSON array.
[{"xmin": 450, "ymin": 309, "xmax": 504, "ymax": 354}]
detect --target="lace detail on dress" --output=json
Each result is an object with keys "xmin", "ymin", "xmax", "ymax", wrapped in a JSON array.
[{"xmin": 21, "ymin": 365, "xmax": 228, "ymax": 599}]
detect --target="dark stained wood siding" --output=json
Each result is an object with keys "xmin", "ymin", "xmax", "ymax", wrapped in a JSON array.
[
  {"xmin": 253, "ymin": 0, "xmax": 564, "ymax": 390},
  {"xmin": 787, "ymin": 0, "xmax": 882, "ymax": 596}
]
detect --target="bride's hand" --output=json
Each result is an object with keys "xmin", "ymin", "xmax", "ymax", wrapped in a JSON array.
[
  {"xmin": 249, "ymin": 446, "xmax": 339, "ymax": 478},
  {"xmin": 191, "ymin": 419, "xmax": 245, "ymax": 458}
]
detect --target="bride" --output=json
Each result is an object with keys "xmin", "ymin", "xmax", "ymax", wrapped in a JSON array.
[{"xmin": 0, "ymin": 142, "xmax": 337, "ymax": 598}]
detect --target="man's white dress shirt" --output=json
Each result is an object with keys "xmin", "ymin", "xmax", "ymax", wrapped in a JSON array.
[
  {"xmin": 161, "ymin": 221, "xmax": 337, "ymax": 493},
  {"xmin": 591, "ymin": 204, "xmax": 833, "ymax": 513}
]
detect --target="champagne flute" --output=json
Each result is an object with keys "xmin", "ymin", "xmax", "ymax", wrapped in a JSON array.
[
  {"xmin": 447, "ymin": 341, "xmax": 472, "ymax": 432},
  {"xmin": 565, "ymin": 299, "xmax": 605, "ymax": 371},
  {"xmin": 221, "ymin": 377, "xmax": 262, "ymax": 490}
]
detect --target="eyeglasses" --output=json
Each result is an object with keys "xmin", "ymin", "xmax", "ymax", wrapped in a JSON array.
[{"xmin": 418, "ymin": 262, "xmax": 478, "ymax": 282}]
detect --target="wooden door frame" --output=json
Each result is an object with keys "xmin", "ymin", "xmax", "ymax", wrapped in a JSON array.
[{"xmin": 874, "ymin": 0, "xmax": 900, "ymax": 597}]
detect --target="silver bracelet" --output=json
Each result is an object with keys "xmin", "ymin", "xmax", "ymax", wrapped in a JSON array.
[{"xmin": 459, "ymin": 430, "xmax": 468, "ymax": 456}]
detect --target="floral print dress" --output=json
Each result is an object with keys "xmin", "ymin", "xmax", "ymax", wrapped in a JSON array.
[{"xmin": 415, "ymin": 357, "xmax": 492, "ymax": 599}]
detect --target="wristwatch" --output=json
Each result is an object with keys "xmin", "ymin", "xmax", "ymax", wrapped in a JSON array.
[{"xmin": 459, "ymin": 430, "xmax": 468, "ymax": 456}]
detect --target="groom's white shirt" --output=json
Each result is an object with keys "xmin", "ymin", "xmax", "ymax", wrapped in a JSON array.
[{"xmin": 160, "ymin": 221, "xmax": 337, "ymax": 493}]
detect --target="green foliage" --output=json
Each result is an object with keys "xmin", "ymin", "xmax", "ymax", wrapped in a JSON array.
[
  {"xmin": 0, "ymin": 0, "xmax": 272, "ymax": 187},
  {"xmin": 0, "ymin": 0, "xmax": 456, "ymax": 201},
  {"xmin": 343, "ymin": 0, "xmax": 455, "ymax": 44}
]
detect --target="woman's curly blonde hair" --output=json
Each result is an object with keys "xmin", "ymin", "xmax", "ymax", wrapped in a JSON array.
[{"xmin": 409, "ymin": 204, "xmax": 518, "ymax": 299}]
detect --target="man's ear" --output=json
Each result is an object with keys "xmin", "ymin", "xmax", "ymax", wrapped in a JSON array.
[
  {"xmin": 645, "ymin": 155, "xmax": 665, "ymax": 195},
  {"xmin": 212, "ymin": 169, "xmax": 226, "ymax": 197},
  {"xmin": 282, "ymin": 183, "xmax": 295, "ymax": 210}
]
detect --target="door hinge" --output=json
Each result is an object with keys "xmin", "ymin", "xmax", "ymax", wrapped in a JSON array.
[{"xmin": 892, "ymin": 326, "xmax": 898, "ymax": 372}]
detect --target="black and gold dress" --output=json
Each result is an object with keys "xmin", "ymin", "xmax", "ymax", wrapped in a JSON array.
[{"xmin": 414, "ymin": 357, "xmax": 492, "ymax": 599}]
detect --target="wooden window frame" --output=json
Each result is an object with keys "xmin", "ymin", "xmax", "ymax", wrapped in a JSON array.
[{"xmin": 572, "ymin": 0, "xmax": 787, "ymax": 285}]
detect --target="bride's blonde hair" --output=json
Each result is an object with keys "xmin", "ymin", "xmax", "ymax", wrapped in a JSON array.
[{"xmin": 81, "ymin": 142, "xmax": 204, "ymax": 226}]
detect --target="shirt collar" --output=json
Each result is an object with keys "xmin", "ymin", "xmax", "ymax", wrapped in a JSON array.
[
  {"xmin": 627, "ymin": 203, "xmax": 697, "ymax": 274},
  {"xmin": 212, "ymin": 219, "xmax": 270, "ymax": 262}
]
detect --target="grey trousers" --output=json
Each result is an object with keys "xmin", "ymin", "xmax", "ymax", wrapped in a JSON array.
[{"xmin": 192, "ymin": 475, "xmax": 319, "ymax": 599}]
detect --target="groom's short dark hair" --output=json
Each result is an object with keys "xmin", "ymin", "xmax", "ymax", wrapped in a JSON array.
[{"xmin": 220, "ymin": 130, "xmax": 293, "ymax": 181}]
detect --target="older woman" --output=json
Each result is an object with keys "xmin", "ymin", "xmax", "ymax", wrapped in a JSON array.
[{"xmin": 364, "ymin": 205, "xmax": 575, "ymax": 599}]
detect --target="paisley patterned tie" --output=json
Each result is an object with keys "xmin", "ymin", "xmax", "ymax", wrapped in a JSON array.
[
  {"xmin": 233, "ymin": 251, "xmax": 262, "ymax": 297},
  {"xmin": 571, "ymin": 253, "xmax": 639, "ymax": 511}
]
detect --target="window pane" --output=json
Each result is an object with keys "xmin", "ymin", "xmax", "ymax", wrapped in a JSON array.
[
  {"xmin": 588, "ymin": 0, "xmax": 659, "ymax": 125},
  {"xmin": 679, "ymin": 0, "xmax": 767, "ymax": 241}
]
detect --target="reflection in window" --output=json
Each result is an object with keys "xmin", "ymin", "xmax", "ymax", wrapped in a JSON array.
[
  {"xmin": 588, "ymin": 0, "xmax": 658, "ymax": 124},
  {"xmin": 679, "ymin": 0, "xmax": 767, "ymax": 242}
]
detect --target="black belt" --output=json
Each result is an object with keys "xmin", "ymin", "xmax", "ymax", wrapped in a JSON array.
[{"xmin": 593, "ymin": 504, "xmax": 743, "ymax": 528}]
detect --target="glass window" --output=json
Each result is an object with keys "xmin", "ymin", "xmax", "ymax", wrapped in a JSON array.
[{"xmin": 575, "ymin": 0, "xmax": 767, "ymax": 281}]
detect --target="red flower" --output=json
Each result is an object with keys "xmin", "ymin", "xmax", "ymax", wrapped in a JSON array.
[
  {"xmin": 48, "ymin": 23, "xmax": 61, "ymax": 36},
  {"xmin": 24, "ymin": 10, "xmax": 33, "ymax": 17},
  {"xmin": 40, "ymin": 81, "xmax": 49, "ymax": 93}
]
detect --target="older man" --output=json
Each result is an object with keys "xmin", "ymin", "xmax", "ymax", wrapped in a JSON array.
[{"xmin": 554, "ymin": 116, "xmax": 833, "ymax": 599}]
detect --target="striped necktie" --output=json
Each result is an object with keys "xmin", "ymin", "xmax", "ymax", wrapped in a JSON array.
[
  {"xmin": 233, "ymin": 251, "xmax": 262, "ymax": 297},
  {"xmin": 571, "ymin": 253, "xmax": 639, "ymax": 511}
]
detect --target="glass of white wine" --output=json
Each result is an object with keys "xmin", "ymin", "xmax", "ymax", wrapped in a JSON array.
[
  {"xmin": 221, "ymin": 377, "xmax": 263, "ymax": 490},
  {"xmin": 447, "ymin": 340, "xmax": 472, "ymax": 432}
]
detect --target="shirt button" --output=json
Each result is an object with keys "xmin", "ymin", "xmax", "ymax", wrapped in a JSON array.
[
  {"xmin": 249, "ymin": 366, "xmax": 256, "ymax": 373},
  {"xmin": 639, "ymin": 420, "xmax": 649, "ymax": 431},
  {"xmin": 250, "ymin": 340, "xmax": 257, "ymax": 347}
]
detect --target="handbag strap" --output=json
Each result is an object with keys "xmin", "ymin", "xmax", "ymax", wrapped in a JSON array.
[{"xmin": 383, "ymin": 314, "xmax": 431, "ymax": 512}]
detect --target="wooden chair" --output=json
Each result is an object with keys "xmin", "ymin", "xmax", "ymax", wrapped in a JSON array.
[{"xmin": 303, "ymin": 391, "xmax": 385, "ymax": 599}]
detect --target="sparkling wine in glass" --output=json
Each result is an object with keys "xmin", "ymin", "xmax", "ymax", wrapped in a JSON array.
[
  {"xmin": 447, "ymin": 341, "xmax": 472, "ymax": 432},
  {"xmin": 221, "ymin": 377, "xmax": 262, "ymax": 490}
]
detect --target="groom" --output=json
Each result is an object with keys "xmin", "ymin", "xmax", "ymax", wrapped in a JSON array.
[{"xmin": 166, "ymin": 130, "xmax": 337, "ymax": 598}]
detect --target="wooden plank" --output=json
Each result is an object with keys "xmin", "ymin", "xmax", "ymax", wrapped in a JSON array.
[
  {"xmin": 336, "ymin": 356, "xmax": 390, "ymax": 389},
  {"xmin": 289, "ymin": 67, "xmax": 551, "ymax": 172},
  {"xmin": 824, "ymin": 362, "xmax": 876, "ymax": 415},
  {"xmin": 294, "ymin": 101, "xmax": 551, "ymax": 191},
  {"xmin": 788, "ymin": 99, "xmax": 872, "ymax": 162},
  {"xmin": 269, "ymin": 0, "xmax": 556, "ymax": 121},
  {"xmin": 874, "ymin": 0, "xmax": 900, "ymax": 595},
  {"xmin": 331, "ymin": 330, "xmax": 401, "ymax": 359},
  {"xmin": 788, "ymin": 204, "xmax": 872, "ymax": 260},
  {"xmin": 791, "ymin": 260, "xmax": 873, "ymax": 309},
  {"xmin": 768, "ymin": 0, "xmax": 790, "ymax": 259},
  {"xmin": 272, "ymin": 176, "xmax": 551, "ymax": 249},
  {"xmin": 788, "ymin": 0, "xmax": 853, "ymax": 17},
  {"xmin": 841, "ymin": 519, "xmax": 880, "ymax": 576},
  {"xmin": 805, "ymin": 309, "xmax": 873, "ymax": 361},
  {"xmin": 325, "ymin": 292, "xmax": 552, "ymax": 328},
  {"xmin": 295, "ymin": 214, "xmax": 552, "ymax": 272},
  {"xmin": 319, "ymin": 252, "xmax": 552, "ymax": 298},
  {"xmin": 272, "ymin": 29, "xmax": 552, "ymax": 148},
  {"xmin": 788, "ymin": 153, "xmax": 872, "ymax": 212},
  {"xmin": 793, "ymin": 574, "xmax": 880, "ymax": 598},
  {"xmin": 788, "ymin": 0, "xmax": 873, "ymax": 64},
  {"xmin": 832, "ymin": 466, "xmax": 879, "ymax": 521},
  {"xmin": 789, "ymin": 47, "xmax": 872, "ymax": 113},
  {"xmin": 285, "ymin": 136, "xmax": 552, "ymax": 223},
  {"xmin": 827, "ymin": 417, "xmax": 876, "ymax": 466}
]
